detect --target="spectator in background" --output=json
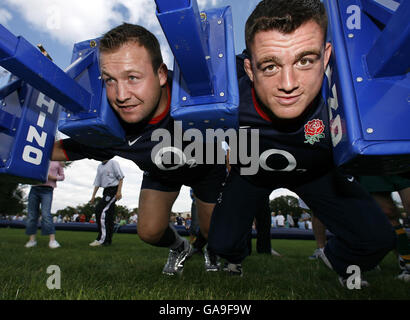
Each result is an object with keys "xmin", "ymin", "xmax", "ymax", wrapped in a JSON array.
[
  {"xmin": 276, "ymin": 211, "xmax": 285, "ymax": 228},
  {"xmin": 72, "ymin": 212, "xmax": 79, "ymax": 222},
  {"xmin": 271, "ymin": 212, "xmax": 277, "ymax": 228},
  {"xmin": 299, "ymin": 210, "xmax": 312, "ymax": 230},
  {"xmin": 187, "ymin": 188, "xmax": 221, "ymax": 272},
  {"xmin": 298, "ymin": 197, "xmax": 328, "ymax": 259},
  {"xmin": 119, "ymin": 216, "xmax": 127, "ymax": 226},
  {"xmin": 169, "ymin": 212, "xmax": 176, "ymax": 225},
  {"xmin": 298, "ymin": 217, "xmax": 306, "ymax": 230},
  {"xmin": 129, "ymin": 212, "xmax": 138, "ymax": 225},
  {"xmin": 308, "ymin": 213, "xmax": 328, "ymax": 260},
  {"xmin": 89, "ymin": 214, "xmax": 96, "ymax": 224},
  {"xmin": 79, "ymin": 213, "xmax": 86, "ymax": 223},
  {"xmin": 286, "ymin": 212, "xmax": 295, "ymax": 228},
  {"xmin": 185, "ymin": 214, "xmax": 192, "ymax": 230},
  {"xmin": 300, "ymin": 211, "xmax": 311, "ymax": 224},
  {"xmin": 176, "ymin": 213, "xmax": 184, "ymax": 226},
  {"xmin": 89, "ymin": 159, "xmax": 124, "ymax": 247},
  {"xmin": 24, "ymin": 161, "xmax": 65, "ymax": 249}
]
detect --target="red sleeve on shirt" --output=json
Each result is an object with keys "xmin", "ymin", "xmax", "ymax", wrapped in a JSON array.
[{"xmin": 59, "ymin": 140, "xmax": 70, "ymax": 161}]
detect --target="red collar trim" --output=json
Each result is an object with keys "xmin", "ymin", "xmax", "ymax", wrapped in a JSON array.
[
  {"xmin": 149, "ymin": 82, "xmax": 171, "ymax": 124},
  {"xmin": 60, "ymin": 140, "xmax": 70, "ymax": 161},
  {"xmin": 251, "ymin": 87, "xmax": 271, "ymax": 122}
]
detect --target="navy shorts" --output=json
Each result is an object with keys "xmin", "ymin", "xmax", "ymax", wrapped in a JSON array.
[
  {"xmin": 141, "ymin": 165, "xmax": 227, "ymax": 204},
  {"xmin": 208, "ymin": 169, "xmax": 395, "ymax": 277}
]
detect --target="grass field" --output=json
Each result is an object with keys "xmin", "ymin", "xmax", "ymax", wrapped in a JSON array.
[{"xmin": 0, "ymin": 228, "xmax": 409, "ymax": 300}]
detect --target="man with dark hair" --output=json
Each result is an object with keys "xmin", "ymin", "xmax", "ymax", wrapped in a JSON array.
[
  {"xmin": 208, "ymin": 0, "xmax": 395, "ymax": 286},
  {"xmin": 52, "ymin": 23, "xmax": 225, "ymax": 275}
]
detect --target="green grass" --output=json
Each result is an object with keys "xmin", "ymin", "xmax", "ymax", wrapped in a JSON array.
[{"xmin": 0, "ymin": 228, "xmax": 409, "ymax": 300}]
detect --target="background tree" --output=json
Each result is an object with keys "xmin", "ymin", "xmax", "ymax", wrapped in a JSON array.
[
  {"xmin": 55, "ymin": 198, "xmax": 132, "ymax": 222},
  {"xmin": 55, "ymin": 206, "xmax": 77, "ymax": 219},
  {"xmin": 0, "ymin": 177, "xmax": 27, "ymax": 216},
  {"xmin": 269, "ymin": 195, "xmax": 311, "ymax": 220}
]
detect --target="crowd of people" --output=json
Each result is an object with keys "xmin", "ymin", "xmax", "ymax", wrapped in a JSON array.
[{"xmin": 268, "ymin": 210, "xmax": 313, "ymax": 229}]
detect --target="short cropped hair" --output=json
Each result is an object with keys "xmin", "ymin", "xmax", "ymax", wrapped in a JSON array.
[
  {"xmin": 99, "ymin": 23, "xmax": 163, "ymax": 72},
  {"xmin": 245, "ymin": 0, "xmax": 328, "ymax": 56}
]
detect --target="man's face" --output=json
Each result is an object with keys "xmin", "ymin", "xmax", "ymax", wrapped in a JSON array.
[
  {"xmin": 245, "ymin": 20, "xmax": 331, "ymax": 119},
  {"xmin": 100, "ymin": 42, "xmax": 167, "ymax": 123}
]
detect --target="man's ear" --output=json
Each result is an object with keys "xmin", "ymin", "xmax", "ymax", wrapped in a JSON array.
[
  {"xmin": 157, "ymin": 63, "xmax": 168, "ymax": 86},
  {"xmin": 244, "ymin": 58, "xmax": 254, "ymax": 82},
  {"xmin": 323, "ymin": 42, "xmax": 332, "ymax": 69}
]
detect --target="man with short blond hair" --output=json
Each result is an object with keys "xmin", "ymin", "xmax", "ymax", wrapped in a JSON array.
[{"xmin": 52, "ymin": 23, "xmax": 225, "ymax": 275}]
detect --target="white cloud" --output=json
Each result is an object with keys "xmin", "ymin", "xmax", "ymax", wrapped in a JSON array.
[
  {"xmin": 198, "ymin": 0, "xmax": 222, "ymax": 7},
  {"xmin": 0, "ymin": 8, "xmax": 12, "ymax": 25},
  {"xmin": 3, "ymin": 0, "xmax": 224, "ymax": 67},
  {"xmin": 5, "ymin": 0, "xmax": 119, "ymax": 44},
  {"xmin": 269, "ymin": 188, "xmax": 299, "ymax": 200}
]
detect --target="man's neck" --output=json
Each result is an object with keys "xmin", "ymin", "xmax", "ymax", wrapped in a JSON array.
[
  {"xmin": 257, "ymin": 94, "xmax": 321, "ymax": 132},
  {"xmin": 151, "ymin": 84, "xmax": 169, "ymax": 120}
]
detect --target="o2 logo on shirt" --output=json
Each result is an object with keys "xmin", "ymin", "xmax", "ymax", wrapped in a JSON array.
[
  {"xmin": 152, "ymin": 146, "xmax": 187, "ymax": 171},
  {"xmin": 150, "ymin": 122, "xmax": 310, "ymax": 175}
]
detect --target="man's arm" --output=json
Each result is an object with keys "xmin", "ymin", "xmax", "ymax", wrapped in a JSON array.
[
  {"xmin": 52, "ymin": 140, "xmax": 68, "ymax": 161},
  {"xmin": 115, "ymin": 178, "xmax": 124, "ymax": 200},
  {"xmin": 56, "ymin": 164, "xmax": 65, "ymax": 181},
  {"xmin": 90, "ymin": 186, "xmax": 99, "ymax": 203},
  {"xmin": 52, "ymin": 139, "xmax": 113, "ymax": 162}
]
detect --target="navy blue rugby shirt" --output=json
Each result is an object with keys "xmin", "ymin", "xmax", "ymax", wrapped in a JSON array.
[
  {"xmin": 233, "ymin": 60, "xmax": 334, "ymax": 190},
  {"xmin": 60, "ymin": 75, "xmax": 221, "ymax": 185}
]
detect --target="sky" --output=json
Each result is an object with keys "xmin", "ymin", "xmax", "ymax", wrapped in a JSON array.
[{"xmin": 0, "ymin": 0, "xmax": 298, "ymax": 213}]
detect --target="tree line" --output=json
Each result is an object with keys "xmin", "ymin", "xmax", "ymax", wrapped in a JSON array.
[
  {"xmin": 1, "ymin": 180, "xmax": 406, "ymax": 221},
  {"xmin": 0, "ymin": 177, "xmax": 136, "ymax": 221},
  {"xmin": 55, "ymin": 197, "xmax": 137, "ymax": 221},
  {"xmin": 269, "ymin": 195, "xmax": 311, "ymax": 220}
]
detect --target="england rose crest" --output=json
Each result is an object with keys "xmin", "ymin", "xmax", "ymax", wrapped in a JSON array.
[{"xmin": 304, "ymin": 119, "xmax": 325, "ymax": 145}]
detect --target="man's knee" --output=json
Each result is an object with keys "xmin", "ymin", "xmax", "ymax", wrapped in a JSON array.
[{"xmin": 137, "ymin": 225, "xmax": 164, "ymax": 244}]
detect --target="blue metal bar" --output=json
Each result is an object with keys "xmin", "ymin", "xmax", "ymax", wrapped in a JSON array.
[
  {"xmin": 64, "ymin": 50, "xmax": 95, "ymax": 80},
  {"xmin": 0, "ymin": 24, "xmax": 18, "ymax": 60},
  {"xmin": 156, "ymin": 0, "xmax": 213, "ymax": 96},
  {"xmin": 0, "ymin": 78, "xmax": 22, "ymax": 100},
  {"xmin": 361, "ymin": 0, "xmax": 398, "ymax": 25},
  {"xmin": 0, "ymin": 109, "xmax": 17, "ymax": 133},
  {"xmin": 365, "ymin": 0, "xmax": 410, "ymax": 77},
  {"xmin": 155, "ymin": 0, "xmax": 189, "ymax": 13},
  {"xmin": 0, "ymin": 24, "xmax": 91, "ymax": 113}
]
